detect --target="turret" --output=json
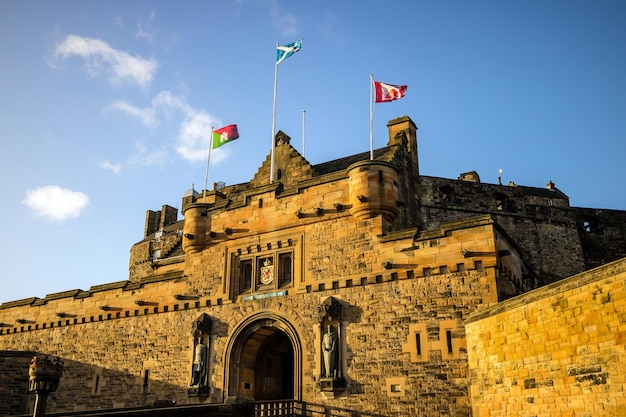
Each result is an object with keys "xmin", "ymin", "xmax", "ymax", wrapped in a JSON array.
[
  {"xmin": 347, "ymin": 160, "xmax": 399, "ymax": 221},
  {"xmin": 387, "ymin": 115, "xmax": 419, "ymax": 176},
  {"xmin": 143, "ymin": 205, "xmax": 178, "ymax": 239},
  {"xmin": 182, "ymin": 203, "xmax": 211, "ymax": 255},
  {"xmin": 181, "ymin": 185, "xmax": 229, "ymax": 254}
]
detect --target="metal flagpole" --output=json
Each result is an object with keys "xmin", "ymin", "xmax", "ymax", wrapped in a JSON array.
[
  {"xmin": 370, "ymin": 74, "xmax": 374, "ymax": 160},
  {"xmin": 203, "ymin": 126, "xmax": 214, "ymax": 202},
  {"xmin": 302, "ymin": 109, "xmax": 306, "ymax": 157},
  {"xmin": 270, "ymin": 43, "xmax": 279, "ymax": 184}
]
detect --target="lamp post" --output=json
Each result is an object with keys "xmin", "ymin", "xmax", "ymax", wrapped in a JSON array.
[{"xmin": 28, "ymin": 355, "xmax": 64, "ymax": 417}]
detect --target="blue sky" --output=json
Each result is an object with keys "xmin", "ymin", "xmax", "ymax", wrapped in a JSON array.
[{"xmin": 1, "ymin": 0, "xmax": 625, "ymax": 303}]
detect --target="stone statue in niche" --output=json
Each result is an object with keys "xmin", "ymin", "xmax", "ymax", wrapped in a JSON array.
[
  {"xmin": 190, "ymin": 335, "xmax": 207, "ymax": 387},
  {"xmin": 322, "ymin": 324, "xmax": 338, "ymax": 379},
  {"xmin": 317, "ymin": 298, "xmax": 345, "ymax": 394},
  {"xmin": 189, "ymin": 313, "xmax": 212, "ymax": 388},
  {"xmin": 318, "ymin": 297, "xmax": 342, "ymax": 381}
]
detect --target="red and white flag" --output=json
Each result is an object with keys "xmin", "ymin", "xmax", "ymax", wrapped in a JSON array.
[{"xmin": 374, "ymin": 81, "xmax": 407, "ymax": 103}]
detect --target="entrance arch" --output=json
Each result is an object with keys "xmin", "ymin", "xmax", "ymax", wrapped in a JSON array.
[{"xmin": 225, "ymin": 313, "xmax": 302, "ymax": 401}]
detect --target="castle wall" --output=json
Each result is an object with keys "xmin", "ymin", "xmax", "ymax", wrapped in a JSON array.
[
  {"xmin": 466, "ymin": 258, "xmax": 626, "ymax": 417},
  {"xmin": 419, "ymin": 176, "xmax": 586, "ymax": 283},
  {"xmin": 0, "ymin": 351, "xmax": 35, "ymax": 415},
  {"xmin": 0, "ymin": 218, "xmax": 502, "ymax": 417},
  {"xmin": 3, "ymin": 115, "xmax": 626, "ymax": 417},
  {"xmin": 572, "ymin": 207, "xmax": 626, "ymax": 270}
]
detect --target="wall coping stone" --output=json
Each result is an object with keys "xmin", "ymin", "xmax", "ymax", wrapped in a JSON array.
[{"xmin": 466, "ymin": 256, "xmax": 626, "ymax": 324}]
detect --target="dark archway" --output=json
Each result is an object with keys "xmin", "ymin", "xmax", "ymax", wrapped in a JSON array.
[{"xmin": 225, "ymin": 314, "xmax": 301, "ymax": 401}]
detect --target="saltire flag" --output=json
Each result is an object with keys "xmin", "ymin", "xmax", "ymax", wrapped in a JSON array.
[
  {"xmin": 374, "ymin": 81, "xmax": 408, "ymax": 103},
  {"xmin": 276, "ymin": 40, "xmax": 302, "ymax": 64},
  {"xmin": 212, "ymin": 124, "xmax": 239, "ymax": 149}
]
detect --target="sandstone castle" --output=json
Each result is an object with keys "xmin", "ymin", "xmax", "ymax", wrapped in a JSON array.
[{"xmin": 1, "ymin": 116, "xmax": 625, "ymax": 416}]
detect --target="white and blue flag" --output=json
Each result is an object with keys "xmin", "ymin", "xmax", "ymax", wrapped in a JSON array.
[{"xmin": 276, "ymin": 40, "xmax": 302, "ymax": 64}]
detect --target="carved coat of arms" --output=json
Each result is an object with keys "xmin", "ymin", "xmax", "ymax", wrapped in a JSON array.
[{"xmin": 259, "ymin": 258, "xmax": 274, "ymax": 285}]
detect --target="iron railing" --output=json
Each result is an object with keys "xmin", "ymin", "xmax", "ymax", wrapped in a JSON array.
[
  {"xmin": 10, "ymin": 400, "xmax": 384, "ymax": 417},
  {"xmin": 255, "ymin": 400, "xmax": 386, "ymax": 417}
]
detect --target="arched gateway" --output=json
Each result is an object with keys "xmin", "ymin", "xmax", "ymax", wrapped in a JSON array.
[{"xmin": 225, "ymin": 313, "xmax": 302, "ymax": 401}]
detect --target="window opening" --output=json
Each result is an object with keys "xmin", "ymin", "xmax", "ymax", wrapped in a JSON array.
[
  {"xmin": 278, "ymin": 253, "xmax": 293, "ymax": 288},
  {"xmin": 439, "ymin": 185, "xmax": 453, "ymax": 203},
  {"xmin": 416, "ymin": 333, "xmax": 422, "ymax": 356},
  {"xmin": 91, "ymin": 372, "xmax": 102, "ymax": 396},
  {"xmin": 240, "ymin": 260, "xmax": 253, "ymax": 293},
  {"xmin": 494, "ymin": 193, "xmax": 506, "ymax": 211},
  {"xmin": 143, "ymin": 370, "xmax": 150, "ymax": 393}
]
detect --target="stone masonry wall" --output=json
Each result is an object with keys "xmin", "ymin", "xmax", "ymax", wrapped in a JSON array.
[
  {"xmin": 0, "ymin": 269, "xmax": 496, "ymax": 416},
  {"xmin": 0, "ymin": 219, "xmax": 502, "ymax": 417},
  {"xmin": 419, "ymin": 176, "xmax": 586, "ymax": 283},
  {"xmin": 465, "ymin": 258, "xmax": 626, "ymax": 417},
  {"xmin": 306, "ymin": 218, "xmax": 378, "ymax": 282},
  {"xmin": 572, "ymin": 207, "xmax": 626, "ymax": 270},
  {"xmin": 0, "ymin": 351, "xmax": 35, "ymax": 415}
]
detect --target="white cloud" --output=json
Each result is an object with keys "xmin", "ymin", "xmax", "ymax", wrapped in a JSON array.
[
  {"xmin": 172, "ymin": 101, "xmax": 226, "ymax": 163},
  {"xmin": 136, "ymin": 11, "xmax": 157, "ymax": 43},
  {"xmin": 22, "ymin": 185, "xmax": 90, "ymax": 222},
  {"xmin": 111, "ymin": 91, "xmax": 222, "ymax": 163},
  {"xmin": 110, "ymin": 91, "xmax": 189, "ymax": 127},
  {"xmin": 109, "ymin": 101, "xmax": 157, "ymax": 127},
  {"xmin": 99, "ymin": 160, "xmax": 122, "ymax": 175},
  {"xmin": 54, "ymin": 34, "xmax": 158, "ymax": 88},
  {"xmin": 268, "ymin": 0, "xmax": 298, "ymax": 37},
  {"xmin": 136, "ymin": 24, "xmax": 155, "ymax": 43},
  {"xmin": 175, "ymin": 111, "xmax": 214, "ymax": 162},
  {"xmin": 152, "ymin": 91, "xmax": 190, "ymax": 115},
  {"xmin": 128, "ymin": 140, "xmax": 169, "ymax": 167}
]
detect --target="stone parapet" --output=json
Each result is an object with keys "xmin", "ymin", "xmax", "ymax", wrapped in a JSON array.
[{"xmin": 466, "ymin": 257, "xmax": 626, "ymax": 417}]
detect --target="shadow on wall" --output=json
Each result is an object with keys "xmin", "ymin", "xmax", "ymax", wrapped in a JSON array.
[{"xmin": 0, "ymin": 352, "xmax": 198, "ymax": 415}]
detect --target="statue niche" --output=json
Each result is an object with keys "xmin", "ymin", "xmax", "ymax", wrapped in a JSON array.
[
  {"xmin": 322, "ymin": 324, "xmax": 338, "ymax": 379},
  {"xmin": 317, "ymin": 297, "xmax": 345, "ymax": 395},
  {"xmin": 188, "ymin": 313, "xmax": 212, "ymax": 401},
  {"xmin": 190, "ymin": 335, "xmax": 208, "ymax": 387}
]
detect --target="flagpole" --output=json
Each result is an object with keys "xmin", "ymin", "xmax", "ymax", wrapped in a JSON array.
[
  {"xmin": 302, "ymin": 109, "xmax": 306, "ymax": 157},
  {"xmin": 370, "ymin": 74, "xmax": 374, "ymax": 160},
  {"xmin": 270, "ymin": 43, "xmax": 279, "ymax": 184},
  {"xmin": 203, "ymin": 126, "xmax": 214, "ymax": 202}
]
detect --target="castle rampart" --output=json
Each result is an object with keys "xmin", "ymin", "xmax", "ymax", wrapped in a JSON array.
[
  {"xmin": 1, "ymin": 115, "xmax": 625, "ymax": 417},
  {"xmin": 466, "ymin": 257, "xmax": 626, "ymax": 416}
]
